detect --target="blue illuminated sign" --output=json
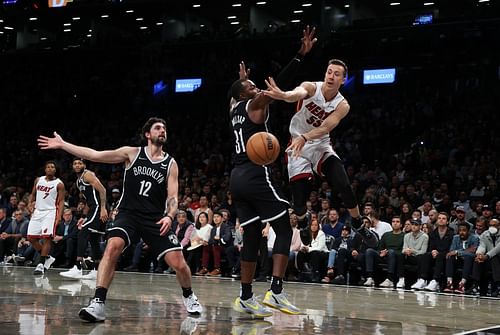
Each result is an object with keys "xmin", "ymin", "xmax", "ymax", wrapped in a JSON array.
[
  {"xmin": 175, "ymin": 78, "xmax": 202, "ymax": 93},
  {"xmin": 363, "ymin": 68, "xmax": 396, "ymax": 85}
]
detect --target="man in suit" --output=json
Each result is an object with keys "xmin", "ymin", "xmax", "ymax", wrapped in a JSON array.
[{"xmin": 50, "ymin": 208, "xmax": 78, "ymax": 267}]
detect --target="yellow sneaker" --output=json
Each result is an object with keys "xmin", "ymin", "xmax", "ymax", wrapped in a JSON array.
[
  {"xmin": 233, "ymin": 295, "xmax": 273, "ymax": 318},
  {"xmin": 262, "ymin": 290, "xmax": 302, "ymax": 315}
]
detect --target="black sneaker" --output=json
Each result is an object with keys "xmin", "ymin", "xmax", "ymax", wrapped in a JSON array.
[
  {"xmin": 465, "ymin": 285, "xmax": 479, "ymax": 296},
  {"xmin": 332, "ymin": 275, "xmax": 346, "ymax": 285}
]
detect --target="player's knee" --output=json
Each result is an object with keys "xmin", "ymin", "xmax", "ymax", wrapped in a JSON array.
[
  {"xmin": 270, "ymin": 216, "xmax": 292, "ymax": 256},
  {"xmin": 104, "ymin": 237, "xmax": 125, "ymax": 259}
]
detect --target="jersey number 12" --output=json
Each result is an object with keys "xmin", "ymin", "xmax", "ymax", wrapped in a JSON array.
[{"xmin": 139, "ymin": 180, "xmax": 152, "ymax": 197}]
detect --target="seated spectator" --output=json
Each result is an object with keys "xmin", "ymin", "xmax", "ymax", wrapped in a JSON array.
[
  {"xmin": 364, "ymin": 216, "xmax": 405, "ymax": 288},
  {"xmin": 402, "ymin": 219, "xmax": 429, "ymax": 290},
  {"xmin": 50, "ymin": 208, "xmax": 78, "ymax": 267},
  {"xmin": 330, "ymin": 226, "xmax": 363, "ymax": 284},
  {"xmin": 0, "ymin": 209, "xmax": 29, "ymax": 263},
  {"xmin": 0, "ymin": 208, "xmax": 13, "ymax": 262},
  {"xmin": 420, "ymin": 212, "xmax": 454, "ymax": 292},
  {"xmin": 444, "ymin": 222, "xmax": 479, "ymax": 293},
  {"xmin": 226, "ymin": 221, "xmax": 243, "ymax": 278},
  {"xmin": 321, "ymin": 209, "xmax": 344, "ymax": 239},
  {"xmin": 467, "ymin": 218, "xmax": 500, "ymax": 296},
  {"xmin": 198, "ymin": 211, "xmax": 232, "ymax": 276},
  {"xmin": 190, "ymin": 212, "xmax": 212, "ymax": 275},
  {"xmin": 296, "ymin": 219, "xmax": 329, "ymax": 282}
]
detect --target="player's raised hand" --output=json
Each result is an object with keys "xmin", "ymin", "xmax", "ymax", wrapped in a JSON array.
[
  {"xmin": 239, "ymin": 61, "xmax": 250, "ymax": 80},
  {"xmin": 263, "ymin": 77, "xmax": 286, "ymax": 100},
  {"xmin": 298, "ymin": 25, "xmax": 317, "ymax": 56},
  {"xmin": 38, "ymin": 131, "xmax": 64, "ymax": 150}
]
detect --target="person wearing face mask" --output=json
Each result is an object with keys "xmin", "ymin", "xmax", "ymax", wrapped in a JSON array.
[{"xmin": 466, "ymin": 218, "xmax": 500, "ymax": 296}]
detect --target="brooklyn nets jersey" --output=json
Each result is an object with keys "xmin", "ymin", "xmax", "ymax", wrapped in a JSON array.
[
  {"xmin": 76, "ymin": 170, "xmax": 99, "ymax": 210},
  {"xmin": 230, "ymin": 99, "xmax": 269, "ymax": 165},
  {"xmin": 289, "ymin": 81, "xmax": 345, "ymax": 140},
  {"xmin": 117, "ymin": 147, "xmax": 174, "ymax": 216}
]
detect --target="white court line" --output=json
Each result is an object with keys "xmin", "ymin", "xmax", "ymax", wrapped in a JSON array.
[{"xmin": 454, "ymin": 325, "xmax": 500, "ymax": 335}]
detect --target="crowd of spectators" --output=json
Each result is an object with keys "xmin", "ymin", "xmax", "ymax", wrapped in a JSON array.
[{"xmin": 1, "ymin": 19, "xmax": 499, "ymax": 296}]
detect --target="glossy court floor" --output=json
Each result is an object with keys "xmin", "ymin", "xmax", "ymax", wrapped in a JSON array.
[{"xmin": 1, "ymin": 265, "xmax": 499, "ymax": 335}]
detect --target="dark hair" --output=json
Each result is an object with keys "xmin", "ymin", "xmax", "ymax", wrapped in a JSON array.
[
  {"xmin": 230, "ymin": 79, "xmax": 246, "ymax": 101},
  {"xmin": 457, "ymin": 222, "xmax": 470, "ymax": 231},
  {"xmin": 72, "ymin": 157, "xmax": 86, "ymax": 165},
  {"xmin": 141, "ymin": 117, "xmax": 167, "ymax": 140},
  {"xmin": 195, "ymin": 212, "xmax": 209, "ymax": 229},
  {"xmin": 328, "ymin": 59, "xmax": 348, "ymax": 78},
  {"xmin": 45, "ymin": 160, "xmax": 58, "ymax": 171}
]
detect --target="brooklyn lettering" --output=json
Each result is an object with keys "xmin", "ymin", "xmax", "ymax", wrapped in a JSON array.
[
  {"xmin": 232, "ymin": 115, "xmax": 245, "ymax": 126},
  {"xmin": 133, "ymin": 166, "xmax": 165, "ymax": 184}
]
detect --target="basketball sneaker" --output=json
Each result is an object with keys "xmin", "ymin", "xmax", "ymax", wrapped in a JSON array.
[
  {"xmin": 60, "ymin": 265, "xmax": 83, "ymax": 279},
  {"xmin": 262, "ymin": 290, "xmax": 302, "ymax": 315},
  {"xmin": 44, "ymin": 256, "xmax": 56, "ymax": 271},
  {"xmin": 182, "ymin": 293, "xmax": 203, "ymax": 315},
  {"xmin": 82, "ymin": 269, "xmax": 97, "ymax": 280},
  {"xmin": 79, "ymin": 298, "xmax": 105, "ymax": 322},
  {"xmin": 233, "ymin": 295, "xmax": 273, "ymax": 318},
  {"xmin": 33, "ymin": 263, "xmax": 44, "ymax": 275}
]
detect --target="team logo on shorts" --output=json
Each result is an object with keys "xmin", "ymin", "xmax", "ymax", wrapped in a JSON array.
[{"xmin": 169, "ymin": 234, "xmax": 179, "ymax": 245}]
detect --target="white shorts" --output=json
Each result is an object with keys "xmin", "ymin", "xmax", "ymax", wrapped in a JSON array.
[
  {"xmin": 27, "ymin": 209, "xmax": 57, "ymax": 238},
  {"xmin": 287, "ymin": 137, "xmax": 339, "ymax": 180}
]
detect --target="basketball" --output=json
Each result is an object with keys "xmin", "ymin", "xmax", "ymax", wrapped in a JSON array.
[{"xmin": 246, "ymin": 132, "xmax": 280, "ymax": 165}]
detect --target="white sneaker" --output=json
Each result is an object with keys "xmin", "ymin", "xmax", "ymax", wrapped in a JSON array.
[
  {"xmin": 424, "ymin": 279, "xmax": 439, "ymax": 292},
  {"xmin": 396, "ymin": 278, "xmax": 405, "ymax": 289},
  {"xmin": 79, "ymin": 298, "xmax": 105, "ymax": 322},
  {"xmin": 44, "ymin": 256, "xmax": 56, "ymax": 270},
  {"xmin": 33, "ymin": 263, "xmax": 45, "ymax": 275},
  {"xmin": 182, "ymin": 293, "xmax": 203, "ymax": 314},
  {"xmin": 60, "ymin": 265, "xmax": 83, "ymax": 279},
  {"xmin": 411, "ymin": 278, "xmax": 427, "ymax": 290},
  {"xmin": 82, "ymin": 269, "xmax": 97, "ymax": 280},
  {"xmin": 363, "ymin": 277, "xmax": 374, "ymax": 286},
  {"xmin": 379, "ymin": 279, "xmax": 394, "ymax": 288}
]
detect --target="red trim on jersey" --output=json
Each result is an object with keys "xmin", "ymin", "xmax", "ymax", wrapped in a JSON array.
[
  {"xmin": 290, "ymin": 173, "xmax": 313, "ymax": 182},
  {"xmin": 296, "ymin": 99, "xmax": 303, "ymax": 113},
  {"xmin": 27, "ymin": 234, "xmax": 45, "ymax": 239}
]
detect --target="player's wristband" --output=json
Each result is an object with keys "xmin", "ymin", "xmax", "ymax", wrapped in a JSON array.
[
  {"xmin": 300, "ymin": 134, "xmax": 308, "ymax": 142},
  {"xmin": 294, "ymin": 53, "xmax": 304, "ymax": 62},
  {"xmin": 166, "ymin": 215, "xmax": 174, "ymax": 222}
]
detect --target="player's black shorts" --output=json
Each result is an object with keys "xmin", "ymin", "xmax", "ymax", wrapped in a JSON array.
[
  {"xmin": 108, "ymin": 209, "xmax": 182, "ymax": 260},
  {"xmin": 229, "ymin": 162, "xmax": 289, "ymax": 227},
  {"xmin": 82, "ymin": 206, "xmax": 105, "ymax": 234}
]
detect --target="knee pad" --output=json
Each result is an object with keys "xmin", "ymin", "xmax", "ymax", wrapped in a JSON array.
[{"xmin": 269, "ymin": 215, "xmax": 292, "ymax": 256}]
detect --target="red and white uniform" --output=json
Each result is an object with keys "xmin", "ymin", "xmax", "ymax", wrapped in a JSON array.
[
  {"xmin": 288, "ymin": 82, "xmax": 345, "ymax": 180},
  {"xmin": 27, "ymin": 176, "xmax": 63, "ymax": 238}
]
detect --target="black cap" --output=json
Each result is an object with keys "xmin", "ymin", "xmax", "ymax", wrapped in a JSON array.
[{"xmin": 410, "ymin": 219, "xmax": 423, "ymax": 225}]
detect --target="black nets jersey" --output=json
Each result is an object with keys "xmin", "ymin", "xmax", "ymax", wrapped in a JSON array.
[
  {"xmin": 230, "ymin": 99, "xmax": 269, "ymax": 166},
  {"xmin": 77, "ymin": 170, "xmax": 99, "ymax": 210},
  {"xmin": 117, "ymin": 147, "xmax": 174, "ymax": 217}
]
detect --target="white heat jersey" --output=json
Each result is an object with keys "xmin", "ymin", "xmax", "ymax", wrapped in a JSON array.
[
  {"xmin": 34, "ymin": 176, "xmax": 62, "ymax": 211},
  {"xmin": 289, "ymin": 81, "xmax": 345, "ymax": 140}
]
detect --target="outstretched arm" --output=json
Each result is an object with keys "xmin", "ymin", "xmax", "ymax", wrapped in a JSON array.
[
  {"xmin": 264, "ymin": 77, "xmax": 315, "ymax": 102},
  {"xmin": 247, "ymin": 26, "xmax": 317, "ymax": 124},
  {"xmin": 38, "ymin": 131, "xmax": 135, "ymax": 164}
]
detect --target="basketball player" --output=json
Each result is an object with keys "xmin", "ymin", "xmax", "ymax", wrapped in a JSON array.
[
  {"xmin": 37, "ymin": 117, "xmax": 203, "ymax": 322},
  {"xmin": 27, "ymin": 161, "xmax": 65, "ymax": 275},
  {"xmin": 229, "ymin": 26, "xmax": 316, "ymax": 317},
  {"xmin": 60, "ymin": 158, "xmax": 108, "ymax": 280},
  {"xmin": 263, "ymin": 60, "xmax": 366, "ymax": 233}
]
